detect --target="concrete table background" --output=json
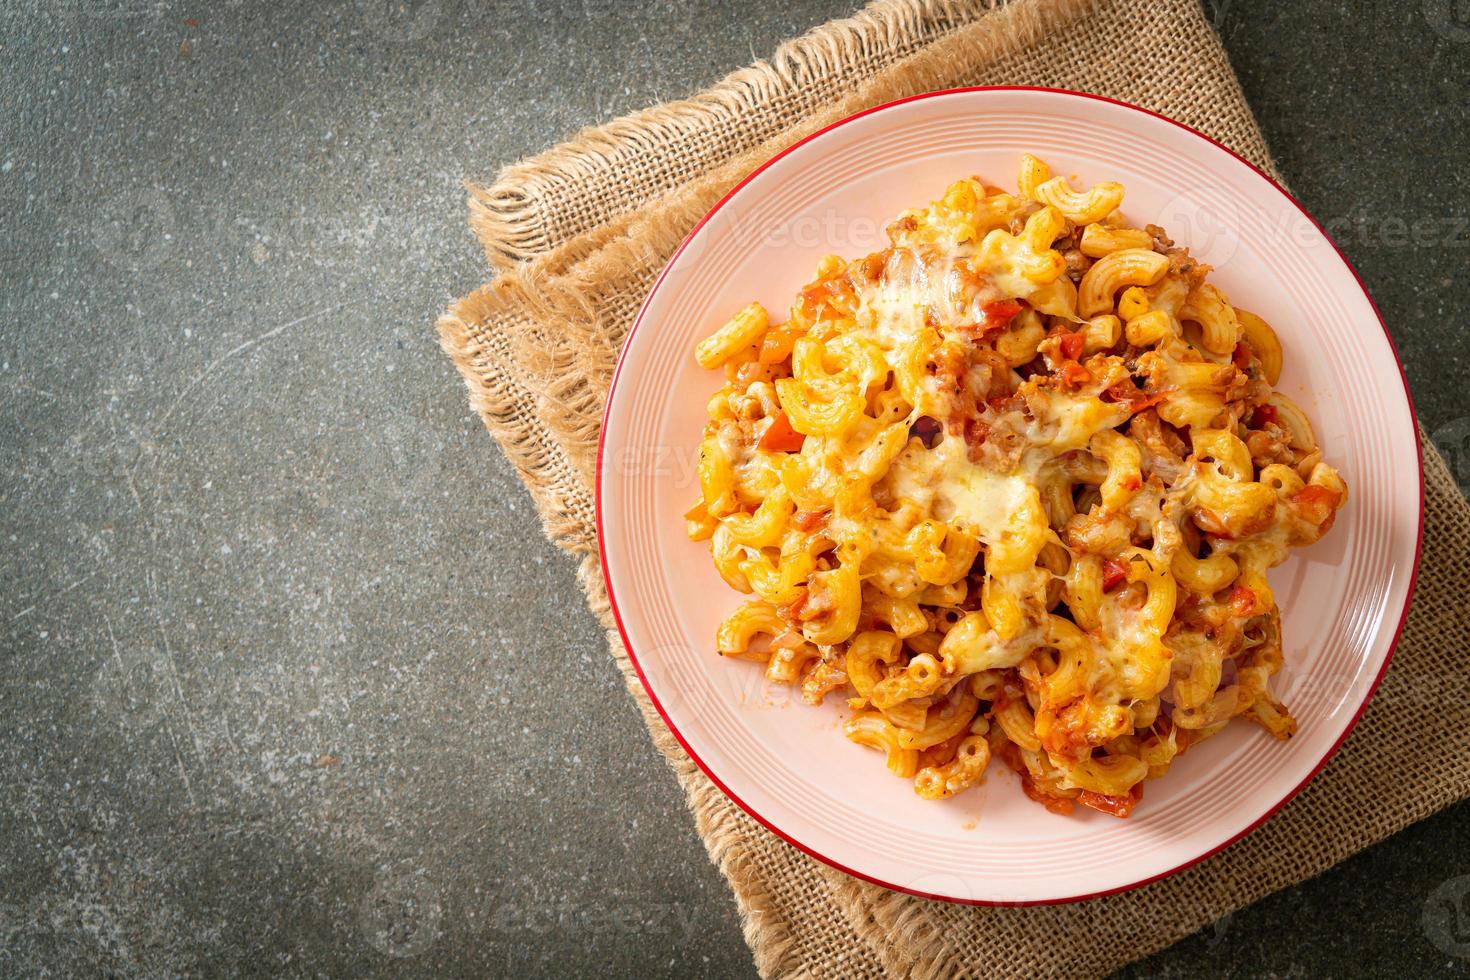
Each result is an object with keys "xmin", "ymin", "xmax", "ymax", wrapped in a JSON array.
[{"xmin": 3, "ymin": 1, "xmax": 1467, "ymax": 975}]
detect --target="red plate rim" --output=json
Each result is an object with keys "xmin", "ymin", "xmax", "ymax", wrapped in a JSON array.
[{"xmin": 593, "ymin": 85, "xmax": 1426, "ymax": 907}]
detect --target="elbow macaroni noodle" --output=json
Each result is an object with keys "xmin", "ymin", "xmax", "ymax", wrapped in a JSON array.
[{"xmin": 687, "ymin": 156, "xmax": 1346, "ymax": 816}]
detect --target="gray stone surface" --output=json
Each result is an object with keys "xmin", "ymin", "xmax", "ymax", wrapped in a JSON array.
[{"xmin": 0, "ymin": 0, "xmax": 1465, "ymax": 976}]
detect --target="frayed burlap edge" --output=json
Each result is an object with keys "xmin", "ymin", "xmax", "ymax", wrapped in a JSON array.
[
  {"xmin": 467, "ymin": 0, "xmax": 992, "ymax": 269},
  {"xmin": 441, "ymin": 0, "xmax": 1115, "ymax": 541},
  {"xmin": 466, "ymin": 0, "xmax": 1092, "ymax": 270}
]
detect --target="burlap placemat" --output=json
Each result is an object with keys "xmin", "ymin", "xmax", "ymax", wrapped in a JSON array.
[{"xmin": 438, "ymin": 0, "xmax": 1470, "ymax": 975}]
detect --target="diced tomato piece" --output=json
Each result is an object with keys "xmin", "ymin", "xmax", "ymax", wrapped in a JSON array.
[
  {"xmin": 791, "ymin": 508, "xmax": 827, "ymax": 532},
  {"xmin": 758, "ymin": 411, "xmax": 806, "ymax": 453},
  {"xmin": 1059, "ymin": 331, "xmax": 1086, "ymax": 362},
  {"xmin": 799, "ymin": 275, "xmax": 857, "ymax": 318},
  {"xmin": 1232, "ymin": 341, "xmax": 1253, "ymax": 371},
  {"xmin": 1135, "ymin": 390, "xmax": 1171, "ymax": 410},
  {"xmin": 986, "ymin": 393, "xmax": 1017, "ymax": 413},
  {"xmin": 980, "ymin": 299, "xmax": 1023, "ymax": 333},
  {"xmin": 963, "ymin": 416, "xmax": 990, "ymax": 447},
  {"xmin": 1292, "ymin": 485, "xmax": 1340, "ymax": 509},
  {"xmin": 1101, "ymin": 558, "xmax": 1128, "ymax": 592},
  {"xmin": 1078, "ymin": 786, "xmax": 1142, "ymax": 818},
  {"xmin": 1251, "ymin": 403, "xmax": 1279, "ymax": 428},
  {"xmin": 1103, "ymin": 381, "xmax": 1172, "ymax": 413},
  {"xmin": 964, "ymin": 299, "xmax": 1023, "ymax": 340},
  {"xmin": 1291, "ymin": 484, "xmax": 1342, "ymax": 532},
  {"xmin": 757, "ymin": 324, "xmax": 798, "ymax": 364},
  {"xmin": 1228, "ymin": 585, "xmax": 1257, "ymax": 618},
  {"xmin": 1059, "ymin": 361, "xmax": 1091, "ymax": 387}
]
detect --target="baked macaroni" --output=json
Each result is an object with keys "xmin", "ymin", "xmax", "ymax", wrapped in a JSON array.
[{"xmin": 687, "ymin": 156, "xmax": 1346, "ymax": 817}]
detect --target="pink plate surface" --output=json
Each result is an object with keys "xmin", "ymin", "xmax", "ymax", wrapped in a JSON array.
[{"xmin": 596, "ymin": 88, "xmax": 1422, "ymax": 904}]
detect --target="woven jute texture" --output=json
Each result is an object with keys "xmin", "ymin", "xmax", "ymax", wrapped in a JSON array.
[{"xmin": 438, "ymin": 0, "xmax": 1470, "ymax": 975}]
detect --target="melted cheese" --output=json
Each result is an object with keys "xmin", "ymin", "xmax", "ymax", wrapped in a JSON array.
[
  {"xmin": 882, "ymin": 384, "xmax": 1128, "ymax": 557},
  {"xmin": 946, "ymin": 463, "xmax": 1037, "ymax": 535},
  {"xmin": 986, "ymin": 263, "xmax": 1044, "ymax": 301},
  {"xmin": 883, "ymin": 433, "xmax": 1046, "ymax": 573},
  {"xmin": 852, "ymin": 245, "xmax": 995, "ymax": 350},
  {"xmin": 1094, "ymin": 600, "xmax": 1168, "ymax": 702},
  {"xmin": 716, "ymin": 420, "xmax": 780, "ymax": 500},
  {"xmin": 1022, "ymin": 386, "xmax": 1133, "ymax": 454},
  {"xmin": 863, "ymin": 281, "xmax": 937, "ymax": 350}
]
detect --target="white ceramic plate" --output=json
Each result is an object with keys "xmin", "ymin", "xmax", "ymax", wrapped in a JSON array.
[{"xmin": 597, "ymin": 88, "xmax": 1422, "ymax": 904}]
